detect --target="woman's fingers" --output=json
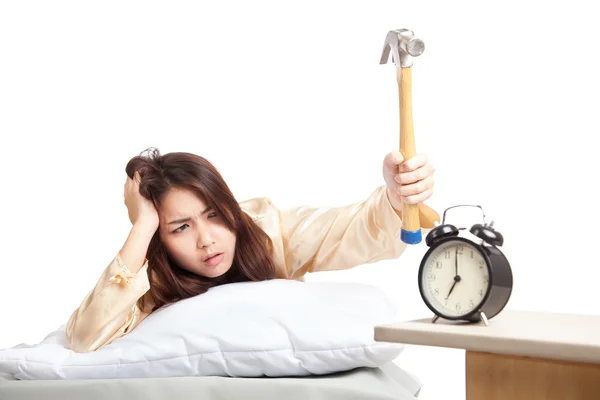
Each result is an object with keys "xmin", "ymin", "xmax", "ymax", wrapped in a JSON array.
[
  {"xmin": 397, "ymin": 175, "xmax": 435, "ymax": 197},
  {"xmin": 395, "ymin": 162, "xmax": 435, "ymax": 185},
  {"xmin": 399, "ymin": 154, "xmax": 428, "ymax": 172},
  {"xmin": 401, "ymin": 187, "xmax": 434, "ymax": 205}
]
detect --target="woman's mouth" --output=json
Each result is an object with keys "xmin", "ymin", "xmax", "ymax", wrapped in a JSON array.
[{"xmin": 203, "ymin": 253, "xmax": 224, "ymax": 267}]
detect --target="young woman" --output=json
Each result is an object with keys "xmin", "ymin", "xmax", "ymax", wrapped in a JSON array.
[{"xmin": 66, "ymin": 147, "xmax": 437, "ymax": 353}]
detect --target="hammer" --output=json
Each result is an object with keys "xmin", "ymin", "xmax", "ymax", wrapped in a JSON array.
[{"xmin": 380, "ymin": 29, "xmax": 440, "ymax": 244}]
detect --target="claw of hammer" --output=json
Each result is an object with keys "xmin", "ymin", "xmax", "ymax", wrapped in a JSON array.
[{"xmin": 380, "ymin": 29, "xmax": 425, "ymax": 69}]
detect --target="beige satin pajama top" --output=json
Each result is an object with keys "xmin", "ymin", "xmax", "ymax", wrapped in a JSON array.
[{"xmin": 65, "ymin": 185, "xmax": 433, "ymax": 353}]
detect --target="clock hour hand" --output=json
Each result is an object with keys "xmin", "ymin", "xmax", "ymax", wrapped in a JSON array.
[
  {"xmin": 445, "ymin": 275, "xmax": 462, "ymax": 303},
  {"xmin": 445, "ymin": 281, "xmax": 457, "ymax": 302}
]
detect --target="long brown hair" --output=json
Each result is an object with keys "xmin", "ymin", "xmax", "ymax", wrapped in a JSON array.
[{"xmin": 125, "ymin": 147, "xmax": 276, "ymax": 312}]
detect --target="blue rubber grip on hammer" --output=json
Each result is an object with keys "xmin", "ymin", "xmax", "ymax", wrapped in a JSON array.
[{"xmin": 401, "ymin": 228, "xmax": 422, "ymax": 244}]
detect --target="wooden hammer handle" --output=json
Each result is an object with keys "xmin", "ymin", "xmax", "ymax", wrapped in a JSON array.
[
  {"xmin": 394, "ymin": 203, "xmax": 440, "ymax": 230},
  {"xmin": 397, "ymin": 66, "xmax": 422, "ymax": 244}
]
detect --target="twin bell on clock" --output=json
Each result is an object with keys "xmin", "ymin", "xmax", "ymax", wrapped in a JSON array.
[{"xmin": 415, "ymin": 204, "xmax": 513, "ymax": 326}]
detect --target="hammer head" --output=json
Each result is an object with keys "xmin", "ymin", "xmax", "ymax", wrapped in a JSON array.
[{"xmin": 380, "ymin": 29, "xmax": 425, "ymax": 68}]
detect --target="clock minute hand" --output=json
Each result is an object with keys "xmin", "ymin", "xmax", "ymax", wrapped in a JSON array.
[
  {"xmin": 455, "ymin": 247, "xmax": 458, "ymax": 276},
  {"xmin": 445, "ymin": 247, "xmax": 462, "ymax": 305}
]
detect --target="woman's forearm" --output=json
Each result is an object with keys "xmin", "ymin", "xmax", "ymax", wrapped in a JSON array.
[{"xmin": 119, "ymin": 220, "xmax": 158, "ymax": 273}]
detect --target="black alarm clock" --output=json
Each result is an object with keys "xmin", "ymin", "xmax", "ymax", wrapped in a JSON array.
[{"xmin": 418, "ymin": 204, "xmax": 513, "ymax": 325}]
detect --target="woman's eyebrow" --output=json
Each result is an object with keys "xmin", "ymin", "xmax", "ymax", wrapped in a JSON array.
[{"xmin": 168, "ymin": 206, "xmax": 213, "ymax": 225}]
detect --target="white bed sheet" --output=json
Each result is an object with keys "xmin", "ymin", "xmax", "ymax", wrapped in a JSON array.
[{"xmin": 0, "ymin": 362, "xmax": 421, "ymax": 400}]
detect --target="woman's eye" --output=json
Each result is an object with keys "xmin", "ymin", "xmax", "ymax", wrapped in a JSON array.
[
  {"xmin": 173, "ymin": 224, "xmax": 189, "ymax": 233},
  {"xmin": 208, "ymin": 212, "xmax": 218, "ymax": 218}
]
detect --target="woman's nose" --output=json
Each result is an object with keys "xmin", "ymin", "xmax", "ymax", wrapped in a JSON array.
[{"xmin": 197, "ymin": 228, "xmax": 214, "ymax": 248}]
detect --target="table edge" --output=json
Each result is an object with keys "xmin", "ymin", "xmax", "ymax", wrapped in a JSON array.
[{"xmin": 374, "ymin": 326, "xmax": 600, "ymax": 365}]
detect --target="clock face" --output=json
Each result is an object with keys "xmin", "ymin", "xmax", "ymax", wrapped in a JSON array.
[{"xmin": 420, "ymin": 239, "xmax": 490, "ymax": 318}]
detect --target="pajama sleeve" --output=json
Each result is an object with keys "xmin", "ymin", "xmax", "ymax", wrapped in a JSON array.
[
  {"xmin": 65, "ymin": 253, "xmax": 151, "ymax": 353},
  {"xmin": 277, "ymin": 185, "xmax": 433, "ymax": 279}
]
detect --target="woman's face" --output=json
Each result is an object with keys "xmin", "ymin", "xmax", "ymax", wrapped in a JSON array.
[{"xmin": 158, "ymin": 188, "xmax": 236, "ymax": 278}]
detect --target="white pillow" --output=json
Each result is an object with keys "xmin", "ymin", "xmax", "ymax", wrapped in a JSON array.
[{"xmin": 0, "ymin": 279, "xmax": 404, "ymax": 380}]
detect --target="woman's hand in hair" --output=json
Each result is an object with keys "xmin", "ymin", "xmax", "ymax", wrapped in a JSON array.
[{"xmin": 124, "ymin": 170, "xmax": 159, "ymax": 229}]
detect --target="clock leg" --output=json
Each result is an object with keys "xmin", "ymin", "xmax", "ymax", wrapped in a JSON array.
[
  {"xmin": 480, "ymin": 311, "xmax": 489, "ymax": 326},
  {"xmin": 432, "ymin": 315, "xmax": 439, "ymax": 324}
]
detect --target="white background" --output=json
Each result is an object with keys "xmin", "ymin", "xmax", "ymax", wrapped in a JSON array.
[{"xmin": 1, "ymin": 1, "xmax": 599, "ymax": 398}]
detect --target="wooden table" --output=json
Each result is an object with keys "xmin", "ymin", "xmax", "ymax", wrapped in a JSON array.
[{"xmin": 374, "ymin": 309, "xmax": 600, "ymax": 399}]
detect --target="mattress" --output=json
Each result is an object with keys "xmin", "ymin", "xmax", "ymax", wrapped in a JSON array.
[{"xmin": 0, "ymin": 362, "xmax": 421, "ymax": 400}]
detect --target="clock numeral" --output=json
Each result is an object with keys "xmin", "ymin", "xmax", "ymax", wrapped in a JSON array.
[
  {"xmin": 435, "ymin": 261, "xmax": 442, "ymax": 269},
  {"xmin": 469, "ymin": 300, "xmax": 475, "ymax": 308},
  {"xmin": 434, "ymin": 288, "xmax": 439, "ymax": 295},
  {"xmin": 479, "ymin": 289, "xmax": 484, "ymax": 297},
  {"xmin": 444, "ymin": 250, "xmax": 451, "ymax": 259},
  {"xmin": 428, "ymin": 273, "xmax": 436, "ymax": 281},
  {"xmin": 457, "ymin": 246, "xmax": 464, "ymax": 255},
  {"xmin": 455, "ymin": 303, "xmax": 462, "ymax": 312},
  {"xmin": 479, "ymin": 260, "xmax": 484, "ymax": 269},
  {"xmin": 470, "ymin": 250, "xmax": 474, "ymax": 259},
  {"xmin": 484, "ymin": 276, "xmax": 489, "ymax": 284}
]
